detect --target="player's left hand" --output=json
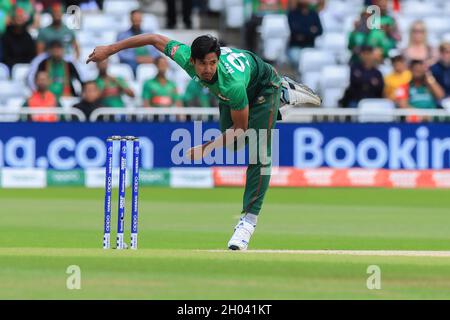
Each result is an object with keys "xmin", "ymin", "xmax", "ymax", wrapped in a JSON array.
[
  {"xmin": 186, "ymin": 144, "xmax": 207, "ymax": 161},
  {"xmin": 86, "ymin": 45, "xmax": 112, "ymax": 64}
]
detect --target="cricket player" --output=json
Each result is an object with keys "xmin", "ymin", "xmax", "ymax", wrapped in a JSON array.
[{"xmin": 87, "ymin": 34, "xmax": 321, "ymax": 250}]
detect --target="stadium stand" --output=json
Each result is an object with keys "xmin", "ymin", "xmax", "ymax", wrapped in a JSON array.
[{"xmin": 0, "ymin": 0, "xmax": 450, "ymax": 122}]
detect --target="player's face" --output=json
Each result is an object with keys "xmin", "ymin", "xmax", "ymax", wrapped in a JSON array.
[{"xmin": 193, "ymin": 53, "xmax": 219, "ymax": 82}]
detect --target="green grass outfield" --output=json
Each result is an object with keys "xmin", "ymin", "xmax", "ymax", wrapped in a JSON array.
[{"xmin": 1, "ymin": 187, "xmax": 450, "ymax": 299}]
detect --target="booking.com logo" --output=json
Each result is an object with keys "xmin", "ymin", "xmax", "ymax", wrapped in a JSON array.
[{"xmin": 170, "ymin": 122, "xmax": 280, "ymax": 175}]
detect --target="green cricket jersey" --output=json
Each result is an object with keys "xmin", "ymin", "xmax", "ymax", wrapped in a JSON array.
[
  {"xmin": 142, "ymin": 77, "xmax": 179, "ymax": 107},
  {"xmin": 163, "ymin": 40, "xmax": 281, "ymax": 111}
]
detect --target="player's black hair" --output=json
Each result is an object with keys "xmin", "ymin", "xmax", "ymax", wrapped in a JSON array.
[{"xmin": 191, "ymin": 35, "xmax": 221, "ymax": 61}]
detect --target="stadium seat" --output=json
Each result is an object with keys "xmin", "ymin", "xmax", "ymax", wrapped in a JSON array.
[
  {"xmin": 316, "ymin": 33, "xmax": 347, "ymax": 51},
  {"xmin": 322, "ymin": 88, "xmax": 345, "ymax": 108},
  {"xmin": 320, "ymin": 13, "xmax": 344, "ymax": 33},
  {"xmin": 109, "ymin": 63, "xmax": 135, "ymax": 82},
  {"xmin": 402, "ymin": 1, "xmax": 440, "ymax": 18},
  {"xmin": 357, "ymin": 99, "xmax": 395, "ymax": 123},
  {"xmin": 60, "ymin": 96, "xmax": 80, "ymax": 112},
  {"xmin": 142, "ymin": 14, "xmax": 160, "ymax": 32},
  {"xmin": 136, "ymin": 63, "xmax": 158, "ymax": 85},
  {"xmin": 442, "ymin": 32, "xmax": 450, "ymax": 43},
  {"xmin": 441, "ymin": 97, "xmax": 450, "ymax": 111},
  {"xmin": 301, "ymin": 71, "xmax": 321, "ymax": 93},
  {"xmin": 0, "ymin": 97, "xmax": 24, "ymax": 122},
  {"xmin": 0, "ymin": 63, "xmax": 9, "ymax": 80},
  {"xmin": 40, "ymin": 13, "xmax": 53, "ymax": 28},
  {"xmin": 260, "ymin": 14, "xmax": 290, "ymax": 62},
  {"xmin": 77, "ymin": 30, "xmax": 117, "ymax": 47},
  {"xmin": 315, "ymin": 33, "xmax": 348, "ymax": 61},
  {"xmin": 343, "ymin": 15, "xmax": 359, "ymax": 35},
  {"xmin": 0, "ymin": 81, "xmax": 27, "ymax": 99},
  {"xmin": 208, "ymin": 0, "xmax": 224, "ymax": 12},
  {"xmin": 170, "ymin": 69, "xmax": 191, "ymax": 96},
  {"xmin": 319, "ymin": 65, "xmax": 350, "ymax": 92},
  {"xmin": 11, "ymin": 64, "xmax": 30, "ymax": 83},
  {"xmin": 298, "ymin": 49, "xmax": 335, "ymax": 74},
  {"xmin": 424, "ymin": 16, "xmax": 450, "ymax": 36},
  {"xmin": 103, "ymin": 0, "xmax": 139, "ymax": 14},
  {"xmin": 82, "ymin": 14, "xmax": 127, "ymax": 32},
  {"xmin": 130, "ymin": 81, "xmax": 142, "ymax": 101},
  {"xmin": 224, "ymin": 0, "xmax": 244, "ymax": 28},
  {"xmin": 260, "ymin": 14, "xmax": 290, "ymax": 38}
]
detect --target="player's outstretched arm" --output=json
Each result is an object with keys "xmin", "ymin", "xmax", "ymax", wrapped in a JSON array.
[
  {"xmin": 86, "ymin": 34, "xmax": 171, "ymax": 64},
  {"xmin": 187, "ymin": 107, "xmax": 249, "ymax": 160}
]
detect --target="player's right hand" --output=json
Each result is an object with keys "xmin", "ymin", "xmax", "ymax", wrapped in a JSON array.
[{"xmin": 86, "ymin": 45, "xmax": 112, "ymax": 64}]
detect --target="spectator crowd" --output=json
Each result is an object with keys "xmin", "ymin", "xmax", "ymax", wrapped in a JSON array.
[
  {"xmin": 1, "ymin": 0, "xmax": 450, "ymax": 123},
  {"xmin": 0, "ymin": 0, "xmax": 215, "ymax": 122}
]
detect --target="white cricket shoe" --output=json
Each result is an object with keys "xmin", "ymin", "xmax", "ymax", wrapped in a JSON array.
[
  {"xmin": 227, "ymin": 218, "xmax": 255, "ymax": 250},
  {"xmin": 281, "ymin": 76, "xmax": 322, "ymax": 107}
]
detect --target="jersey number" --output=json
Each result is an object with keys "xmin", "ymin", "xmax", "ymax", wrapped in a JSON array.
[{"xmin": 221, "ymin": 47, "xmax": 249, "ymax": 72}]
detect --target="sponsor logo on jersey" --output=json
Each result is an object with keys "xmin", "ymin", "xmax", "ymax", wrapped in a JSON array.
[
  {"xmin": 171, "ymin": 45, "xmax": 179, "ymax": 58},
  {"xmin": 223, "ymin": 62, "xmax": 234, "ymax": 74}
]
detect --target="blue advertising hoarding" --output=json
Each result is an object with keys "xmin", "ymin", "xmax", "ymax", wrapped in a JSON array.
[{"xmin": 0, "ymin": 122, "xmax": 449, "ymax": 169}]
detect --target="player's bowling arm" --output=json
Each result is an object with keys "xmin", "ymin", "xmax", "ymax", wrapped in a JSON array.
[
  {"xmin": 86, "ymin": 34, "xmax": 171, "ymax": 63},
  {"xmin": 187, "ymin": 106, "xmax": 249, "ymax": 160}
]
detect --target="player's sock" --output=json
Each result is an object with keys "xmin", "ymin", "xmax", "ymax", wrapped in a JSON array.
[{"xmin": 243, "ymin": 213, "xmax": 258, "ymax": 226}]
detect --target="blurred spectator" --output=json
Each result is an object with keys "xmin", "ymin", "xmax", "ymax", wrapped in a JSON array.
[
  {"xmin": 430, "ymin": 42, "xmax": 450, "ymax": 98},
  {"xmin": 348, "ymin": 11, "xmax": 371, "ymax": 64},
  {"xmin": 287, "ymin": 0, "xmax": 322, "ymax": 68},
  {"xmin": 95, "ymin": 59, "xmax": 134, "ymax": 108},
  {"xmin": 38, "ymin": 0, "xmax": 63, "ymax": 12},
  {"xmin": 142, "ymin": 57, "xmax": 180, "ymax": 108},
  {"xmin": 243, "ymin": 0, "xmax": 289, "ymax": 52},
  {"xmin": 33, "ymin": 40, "xmax": 82, "ymax": 98},
  {"xmin": 0, "ymin": 0, "xmax": 13, "ymax": 61},
  {"xmin": 1, "ymin": 7, "xmax": 36, "ymax": 70},
  {"xmin": 183, "ymin": 79, "xmax": 217, "ymax": 108},
  {"xmin": 166, "ymin": 0, "xmax": 192, "ymax": 29},
  {"xmin": 339, "ymin": 46, "xmax": 384, "ymax": 108},
  {"xmin": 142, "ymin": 57, "xmax": 180, "ymax": 121},
  {"xmin": 349, "ymin": 1, "xmax": 398, "ymax": 64},
  {"xmin": 14, "ymin": 0, "xmax": 36, "ymax": 26},
  {"xmin": 72, "ymin": 80, "xmax": 101, "ymax": 119},
  {"xmin": 117, "ymin": 9, "xmax": 160, "ymax": 75},
  {"xmin": 23, "ymin": 70, "xmax": 60, "ymax": 122},
  {"xmin": 365, "ymin": 0, "xmax": 399, "ymax": 58},
  {"xmin": 36, "ymin": 3, "xmax": 80, "ymax": 59},
  {"xmin": 384, "ymin": 54, "xmax": 411, "ymax": 101},
  {"xmin": 395, "ymin": 60, "xmax": 445, "ymax": 112},
  {"xmin": 402, "ymin": 21, "xmax": 438, "ymax": 67}
]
